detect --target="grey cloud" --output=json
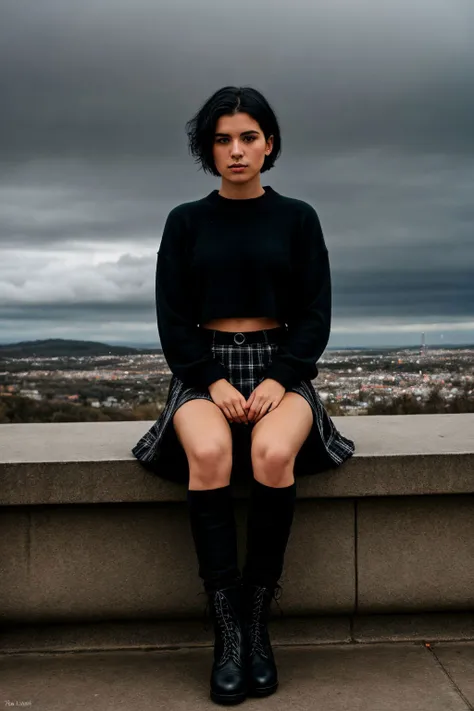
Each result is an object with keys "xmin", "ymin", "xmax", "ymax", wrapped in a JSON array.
[
  {"xmin": 0, "ymin": 0, "xmax": 473, "ymax": 346},
  {"xmin": 1, "ymin": 0, "xmax": 473, "ymax": 159}
]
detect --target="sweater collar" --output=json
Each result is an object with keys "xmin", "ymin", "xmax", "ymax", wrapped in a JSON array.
[{"xmin": 205, "ymin": 185, "xmax": 278, "ymax": 209}]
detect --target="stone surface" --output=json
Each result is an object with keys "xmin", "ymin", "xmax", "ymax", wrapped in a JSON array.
[
  {"xmin": 0, "ymin": 509, "xmax": 31, "ymax": 616},
  {"xmin": 1, "ymin": 414, "xmax": 474, "ymax": 505},
  {"xmin": 357, "ymin": 495, "xmax": 474, "ymax": 612},
  {"xmin": 0, "ymin": 616, "xmax": 352, "ymax": 654},
  {"xmin": 354, "ymin": 612, "xmax": 474, "ymax": 642},
  {"xmin": 434, "ymin": 642, "xmax": 474, "ymax": 707},
  {"xmin": 0, "ymin": 498, "xmax": 354, "ymax": 623},
  {"xmin": 3, "ymin": 613, "xmax": 474, "ymax": 655},
  {"xmin": 1, "ymin": 642, "xmax": 472, "ymax": 710},
  {"xmin": 274, "ymin": 498, "xmax": 355, "ymax": 614},
  {"xmin": 1, "ymin": 415, "xmax": 474, "ymax": 626}
]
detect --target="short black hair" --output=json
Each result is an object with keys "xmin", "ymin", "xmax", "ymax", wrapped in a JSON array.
[{"xmin": 185, "ymin": 85, "xmax": 282, "ymax": 177}]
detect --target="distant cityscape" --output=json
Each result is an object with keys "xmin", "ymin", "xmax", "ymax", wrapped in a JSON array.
[{"xmin": 0, "ymin": 338, "xmax": 473, "ymax": 421}]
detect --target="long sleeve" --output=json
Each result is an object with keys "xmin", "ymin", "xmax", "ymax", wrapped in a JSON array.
[
  {"xmin": 155, "ymin": 207, "xmax": 228, "ymax": 389},
  {"xmin": 262, "ymin": 206, "xmax": 332, "ymax": 390}
]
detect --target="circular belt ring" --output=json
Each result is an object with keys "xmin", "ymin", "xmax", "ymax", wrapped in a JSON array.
[{"xmin": 233, "ymin": 332, "xmax": 246, "ymax": 345}]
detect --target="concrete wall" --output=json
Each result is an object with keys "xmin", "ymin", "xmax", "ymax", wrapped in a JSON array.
[{"xmin": 1, "ymin": 414, "xmax": 473, "ymax": 624}]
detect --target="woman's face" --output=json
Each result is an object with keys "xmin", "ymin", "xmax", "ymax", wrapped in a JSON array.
[{"xmin": 212, "ymin": 112, "xmax": 273, "ymax": 181}]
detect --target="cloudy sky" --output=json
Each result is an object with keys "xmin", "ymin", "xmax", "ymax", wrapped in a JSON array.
[{"xmin": 1, "ymin": 0, "xmax": 473, "ymax": 349}]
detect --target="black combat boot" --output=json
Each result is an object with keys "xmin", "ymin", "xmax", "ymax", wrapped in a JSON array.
[
  {"xmin": 242, "ymin": 479, "xmax": 297, "ymax": 697},
  {"xmin": 207, "ymin": 581, "xmax": 248, "ymax": 705},
  {"xmin": 186, "ymin": 485, "xmax": 247, "ymax": 705},
  {"xmin": 243, "ymin": 582, "xmax": 280, "ymax": 697}
]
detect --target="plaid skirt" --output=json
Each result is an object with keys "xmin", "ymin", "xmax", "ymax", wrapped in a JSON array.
[{"xmin": 131, "ymin": 326, "xmax": 355, "ymax": 484}]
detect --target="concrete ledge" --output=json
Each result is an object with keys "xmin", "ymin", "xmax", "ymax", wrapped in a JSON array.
[
  {"xmin": 1, "ymin": 414, "xmax": 474, "ymax": 505},
  {"xmin": 1, "ymin": 415, "xmax": 474, "ymax": 624},
  {"xmin": 1, "ymin": 613, "xmax": 474, "ymax": 655},
  {"xmin": 2, "ymin": 494, "xmax": 474, "ymax": 623}
]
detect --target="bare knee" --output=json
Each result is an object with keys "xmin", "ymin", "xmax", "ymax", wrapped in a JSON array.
[
  {"xmin": 252, "ymin": 439, "xmax": 294, "ymax": 469},
  {"xmin": 172, "ymin": 398, "xmax": 233, "ymax": 490},
  {"xmin": 251, "ymin": 439, "xmax": 295, "ymax": 487},
  {"xmin": 189, "ymin": 440, "xmax": 232, "ymax": 490}
]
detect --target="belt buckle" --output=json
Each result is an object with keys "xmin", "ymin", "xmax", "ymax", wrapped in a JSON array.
[{"xmin": 233, "ymin": 332, "xmax": 245, "ymax": 345}]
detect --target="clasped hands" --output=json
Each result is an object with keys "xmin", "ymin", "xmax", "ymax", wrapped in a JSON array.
[
  {"xmin": 245, "ymin": 378, "xmax": 286, "ymax": 424},
  {"xmin": 208, "ymin": 377, "xmax": 286, "ymax": 425}
]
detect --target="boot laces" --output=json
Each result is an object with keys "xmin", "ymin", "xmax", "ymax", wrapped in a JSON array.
[
  {"xmin": 248, "ymin": 583, "xmax": 284, "ymax": 657},
  {"xmin": 249, "ymin": 586, "xmax": 267, "ymax": 657},
  {"xmin": 213, "ymin": 590, "xmax": 242, "ymax": 666}
]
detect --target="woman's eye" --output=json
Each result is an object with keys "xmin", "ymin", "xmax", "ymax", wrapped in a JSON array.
[{"xmin": 216, "ymin": 136, "xmax": 256, "ymax": 143}]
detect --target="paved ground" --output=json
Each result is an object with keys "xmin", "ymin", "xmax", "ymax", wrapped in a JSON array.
[{"xmin": 2, "ymin": 639, "xmax": 474, "ymax": 711}]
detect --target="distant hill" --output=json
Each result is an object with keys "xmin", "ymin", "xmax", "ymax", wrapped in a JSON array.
[
  {"xmin": 0, "ymin": 337, "xmax": 470, "ymax": 360},
  {"xmin": 0, "ymin": 338, "xmax": 161, "ymax": 358}
]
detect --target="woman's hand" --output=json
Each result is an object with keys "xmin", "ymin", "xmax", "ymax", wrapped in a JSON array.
[
  {"xmin": 208, "ymin": 379, "xmax": 250, "ymax": 424},
  {"xmin": 245, "ymin": 379, "xmax": 286, "ymax": 424}
]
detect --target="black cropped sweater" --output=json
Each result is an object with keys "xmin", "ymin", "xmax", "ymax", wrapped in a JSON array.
[{"xmin": 155, "ymin": 185, "xmax": 332, "ymax": 390}]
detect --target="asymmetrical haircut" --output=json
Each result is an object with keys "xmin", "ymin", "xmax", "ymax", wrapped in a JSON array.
[{"xmin": 185, "ymin": 86, "xmax": 282, "ymax": 177}]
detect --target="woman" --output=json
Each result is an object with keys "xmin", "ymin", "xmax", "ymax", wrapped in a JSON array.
[{"xmin": 132, "ymin": 85, "xmax": 355, "ymax": 705}]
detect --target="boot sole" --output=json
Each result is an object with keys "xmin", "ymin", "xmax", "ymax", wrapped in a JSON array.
[
  {"xmin": 248, "ymin": 681, "xmax": 278, "ymax": 697},
  {"xmin": 210, "ymin": 689, "xmax": 247, "ymax": 705}
]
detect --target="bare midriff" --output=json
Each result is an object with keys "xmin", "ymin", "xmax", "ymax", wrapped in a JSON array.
[{"xmin": 201, "ymin": 316, "xmax": 283, "ymax": 332}]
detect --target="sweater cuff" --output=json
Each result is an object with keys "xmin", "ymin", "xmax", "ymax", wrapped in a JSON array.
[
  {"xmin": 262, "ymin": 360, "xmax": 300, "ymax": 390},
  {"xmin": 195, "ymin": 360, "xmax": 229, "ymax": 390}
]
